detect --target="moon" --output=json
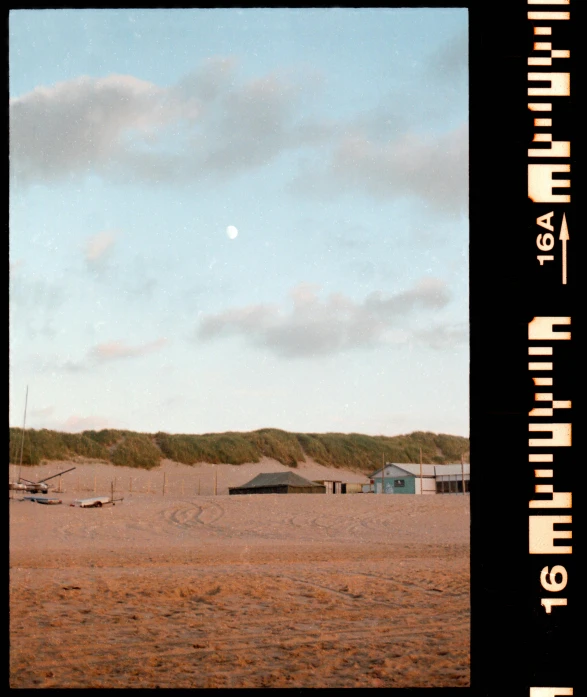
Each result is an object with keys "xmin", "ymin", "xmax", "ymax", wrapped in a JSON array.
[{"xmin": 226, "ymin": 225, "xmax": 238, "ymax": 240}]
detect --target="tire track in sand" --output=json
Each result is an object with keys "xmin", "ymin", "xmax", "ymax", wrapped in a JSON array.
[{"xmin": 161, "ymin": 501, "xmax": 225, "ymax": 530}]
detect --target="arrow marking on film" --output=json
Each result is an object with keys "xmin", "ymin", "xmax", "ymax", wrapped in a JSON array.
[{"xmin": 560, "ymin": 213, "xmax": 569, "ymax": 285}]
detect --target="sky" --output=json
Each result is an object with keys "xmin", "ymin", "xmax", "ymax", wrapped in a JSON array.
[{"xmin": 9, "ymin": 8, "xmax": 469, "ymax": 438}]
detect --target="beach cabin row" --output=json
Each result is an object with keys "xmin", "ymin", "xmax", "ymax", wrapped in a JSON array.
[{"xmin": 367, "ymin": 463, "xmax": 470, "ymax": 495}]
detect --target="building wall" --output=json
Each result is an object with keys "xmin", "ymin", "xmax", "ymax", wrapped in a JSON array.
[
  {"xmin": 343, "ymin": 483, "xmax": 363, "ymax": 494},
  {"xmin": 288, "ymin": 485, "xmax": 326, "ymax": 494},
  {"xmin": 374, "ymin": 475, "xmax": 416, "ymax": 494},
  {"xmin": 420, "ymin": 478, "xmax": 437, "ymax": 495},
  {"xmin": 372, "ymin": 475, "xmax": 436, "ymax": 494},
  {"xmin": 322, "ymin": 481, "xmax": 343, "ymax": 494}
]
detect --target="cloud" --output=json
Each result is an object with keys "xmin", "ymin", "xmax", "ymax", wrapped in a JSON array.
[
  {"xmin": 425, "ymin": 26, "xmax": 468, "ymax": 82},
  {"xmin": 9, "ymin": 272, "xmax": 66, "ymax": 339},
  {"xmin": 91, "ymin": 338, "xmax": 168, "ymax": 363},
  {"xmin": 10, "ymin": 259, "xmax": 24, "ymax": 275},
  {"xmin": 10, "ymin": 58, "xmax": 467, "ymax": 215},
  {"xmin": 85, "ymin": 230, "xmax": 117, "ymax": 263},
  {"xmin": 55, "ymin": 337, "xmax": 168, "ymax": 373},
  {"xmin": 411, "ymin": 321, "xmax": 469, "ymax": 350},
  {"xmin": 60, "ymin": 415, "xmax": 114, "ymax": 433},
  {"xmin": 9, "ymin": 59, "xmax": 324, "ymax": 187},
  {"xmin": 291, "ymin": 122, "xmax": 468, "ymax": 218},
  {"xmin": 196, "ymin": 278, "xmax": 452, "ymax": 358},
  {"xmin": 16, "ymin": 404, "xmax": 115, "ymax": 432},
  {"xmin": 10, "ymin": 74, "xmax": 172, "ymax": 184},
  {"xmin": 29, "ymin": 406, "xmax": 55, "ymax": 421}
]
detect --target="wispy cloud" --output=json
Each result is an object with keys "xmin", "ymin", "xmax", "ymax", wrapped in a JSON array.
[
  {"xmin": 29, "ymin": 406, "xmax": 55, "ymax": 421},
  {"xmin": 20, "ymin": 406, "xmax": 116, "ymax": 433},
  {"xmin": 57, "ymin": 337, "xmax": 168, "ymax": 373},
  {"xmin": 91, "ymin": 338, "xmax": 168, "ymax": 363},
  {"xmin": 425, "ymin": 25, "xmax": 468, "ymax": 82},
  {"xmin": 196, "ymin": 278, "xmax": 454, "ymax": 358},
  {"xmin": 85, "ymin": 230, "xmax": 118, "ymax": 264},
  {"xmin": 10, "ymin": 259, "xmax": 24, "ymax": 275},
  {"xmin": 412, "ymin": 322, "xmax": 469, "ymax": 350},
  {"xmin": 290, "ymin": 122, "xmax": 468, "ymax": 218},
  {"xmin": 60, "ymin": 415, "xmax": 114, "ymax": 433},
  {"xmin": 9, "ymin": 272, "xmax": 66, "ymax": 339}
]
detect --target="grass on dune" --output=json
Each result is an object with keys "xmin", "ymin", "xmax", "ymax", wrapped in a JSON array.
[{"xmin": 9, "ymin": 427, "xmax": 469, "ymax": 473}]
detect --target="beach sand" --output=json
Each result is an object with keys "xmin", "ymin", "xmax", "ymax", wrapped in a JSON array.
[{"xmin": 9, "ymin": 458, "xmax": 470, "ymax": 688}]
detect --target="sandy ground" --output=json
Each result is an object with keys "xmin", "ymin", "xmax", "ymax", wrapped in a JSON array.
[{"xmin": 9, "ymin": 459, "xmax": 470, "ymax": 688}]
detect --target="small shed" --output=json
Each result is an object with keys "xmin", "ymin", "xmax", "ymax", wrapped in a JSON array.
[
  {"xmin": 313, "ymin": 480, "xmax": 364, "ymax": 494},
  {"xmin": 342, "ymin": 482, "xmax": 364, "ymax": 494},
  {"xmin": 228, "ymin": 471, "xmax": 326, "ymax": 495},
  {"xmin": 315, "ymin": 479, "xmax": 343, "ymax": 494}
]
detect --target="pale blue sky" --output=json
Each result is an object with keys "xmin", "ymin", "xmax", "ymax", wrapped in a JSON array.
[{"xmin": 9, "ymin": 8, "xmax": 469, "ymax": 437}]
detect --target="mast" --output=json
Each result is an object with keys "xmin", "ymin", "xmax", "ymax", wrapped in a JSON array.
[{"xmin": 18, "ymin": 385, "xmax": 29, "ymax": 482}]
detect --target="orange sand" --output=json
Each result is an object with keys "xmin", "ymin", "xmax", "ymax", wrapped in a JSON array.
[{"xmin": 9, "ymin": 458, "xmax": 470, "ymax": 688}]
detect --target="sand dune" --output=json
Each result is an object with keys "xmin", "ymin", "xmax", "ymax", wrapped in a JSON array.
[{"xmin": 9, "ymin": 458, "xmax": 470, "ymax": 688}]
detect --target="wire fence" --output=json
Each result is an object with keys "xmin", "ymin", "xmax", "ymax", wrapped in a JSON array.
[{"xmin": 9, "ymin": 465, "xmax": 226, "ymax": 497}]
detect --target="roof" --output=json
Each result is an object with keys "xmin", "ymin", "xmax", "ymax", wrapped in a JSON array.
[
  {"xmin": 393, "ymin": 464, "xmax": 437, "ymax": 477},
  {"xmin": 232, "ymin": 471, "xmax": 322, "ymax": 490},
  {"xmin": 433, "ymin": 464, "xmax": 471, "ymax": 476},
  {"xmin": 370, "ymin": 463, "xmax": 435, "ymax": 477},
  {"xmin": 370, "ymin": 463, "xmax": 470, "ymax": 478}
]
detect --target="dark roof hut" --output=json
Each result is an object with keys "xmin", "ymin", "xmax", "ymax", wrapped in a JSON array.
[{"xmin": 228, "ymin": 471, "xmax": 326, "ymax": 495}]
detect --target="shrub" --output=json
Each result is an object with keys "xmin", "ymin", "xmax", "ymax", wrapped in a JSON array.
[
  {"xmin": 9, "ymin": 426, "xmax": 469, "ymax": 474},
  {"xmin": 111, "ymin": 433, "xmax": 161, "ymax": 469}
]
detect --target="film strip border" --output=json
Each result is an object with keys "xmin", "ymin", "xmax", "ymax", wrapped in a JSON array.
[
  {"xmin": 526, "ymin": 3, "xmax": 575, "ymax": 697},
  {"xmin": 470, "ymin": 0, "xmax": 577, "ymax": 694}
]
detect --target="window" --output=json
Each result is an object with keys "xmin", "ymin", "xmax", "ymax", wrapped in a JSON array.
[
  {"xmin": 436, "ymin": 479, "xmax": 452, "ymax": 494},
  {"xmin": 393, "ymin": 479, "xmax": 405, "ymax": 488},
  {"xmin": 436, "ymin": 478, "xmax": 469, "ymax": 493}
]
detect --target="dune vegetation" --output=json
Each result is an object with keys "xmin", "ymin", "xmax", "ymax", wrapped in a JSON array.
[{"xmin": 9, "ymin": 427, "xmax": 469, "ymax": 474}]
